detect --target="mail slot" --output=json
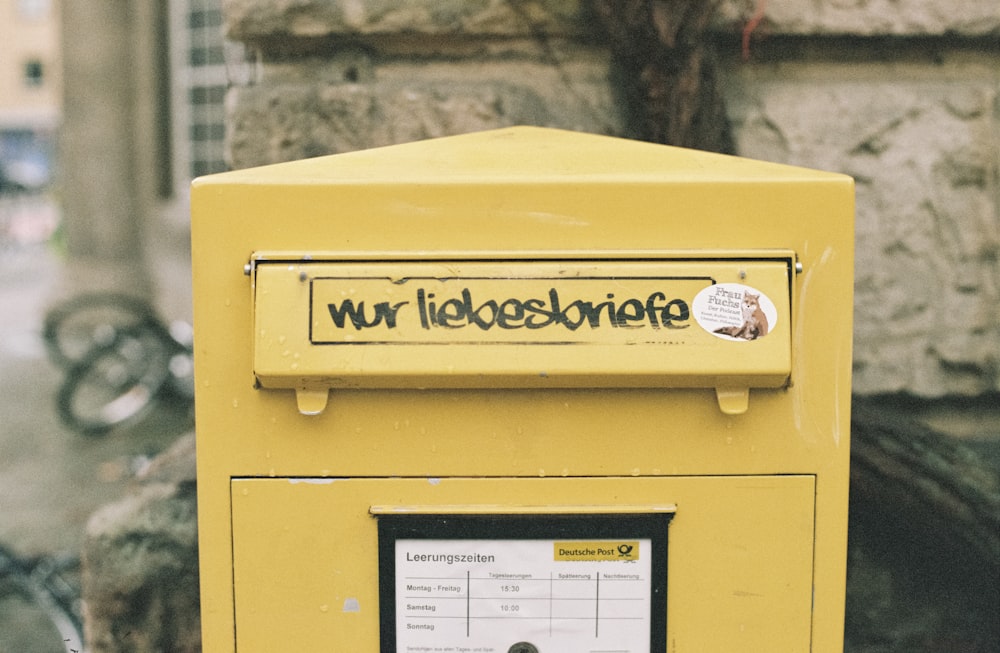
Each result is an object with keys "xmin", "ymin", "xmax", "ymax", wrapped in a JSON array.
[
  {"xmin": 253, "ymin": 258, "xmax": 794, "ymax": 414},
  {"xmin": 191, "ymin": 127, "xmax": 854, "ymax": 652}
]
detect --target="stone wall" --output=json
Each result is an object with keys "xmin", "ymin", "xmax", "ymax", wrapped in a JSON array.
[
  {"xmin": 219, "ymin": 0, "xmax": 999, "ymax": 398},
  {"xmin": 224, "ymin": 2, "xmax": 624, "ymax": 164}
]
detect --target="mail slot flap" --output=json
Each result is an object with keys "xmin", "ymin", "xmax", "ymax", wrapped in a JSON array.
[{"xmin": 252, "ymin": 257, "xmax": 793, "ymax": 413}]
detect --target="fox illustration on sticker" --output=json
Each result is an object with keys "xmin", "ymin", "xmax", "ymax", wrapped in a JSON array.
[{"xmin": 713, "ymin": 291, "xmax": 769, "ymax": 341}]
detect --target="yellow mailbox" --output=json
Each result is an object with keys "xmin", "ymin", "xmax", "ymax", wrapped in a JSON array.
[{"xmin": 191, "ymin": 127, "xmax": 854, "ymax": 652}]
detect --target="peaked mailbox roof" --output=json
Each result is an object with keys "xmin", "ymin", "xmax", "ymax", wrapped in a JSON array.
[{"xmin": 200, "ymin": 126, "xmax": 845, "ymax": 185}]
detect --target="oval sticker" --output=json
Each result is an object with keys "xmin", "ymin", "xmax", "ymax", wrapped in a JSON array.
[{"xmin": 693, "ymin": 283, "xmax": 778, "ymax": 342}]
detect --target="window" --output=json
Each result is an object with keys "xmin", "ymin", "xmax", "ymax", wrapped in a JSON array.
[
  {"xmin": 183, "ymin": 3, "xmax": 232, "ymax": 177},
  {"xmin": 23, "ymin": 59, "xmax": 44, "ymax": 88}
]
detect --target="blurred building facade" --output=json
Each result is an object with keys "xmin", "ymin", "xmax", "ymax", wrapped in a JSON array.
[
  {"xmin": 168, "ymin": 0, "xmax": 235, "ymax": 186},
  {"xmin": 0, "ymin": 0, "xmax": 60, "ymax": 192},
  {"xmin": 56, "ymin": 0, "xmax": 235, "ymax": 307}
]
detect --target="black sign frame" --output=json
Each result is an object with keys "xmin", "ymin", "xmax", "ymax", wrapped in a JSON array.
[{"xmin": 377, "ymin": 512, "xmax": 673, "ymax": 653}]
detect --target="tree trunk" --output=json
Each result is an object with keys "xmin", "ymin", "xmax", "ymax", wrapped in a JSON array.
[{"xmin": 592, "ymin": 0, "xmax": 734, "ymax": 153}]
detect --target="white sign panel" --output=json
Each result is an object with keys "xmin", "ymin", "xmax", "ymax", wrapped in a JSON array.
[{"xmin": 394, "ymin": 538, "xmax": 653, "ymax": 653}]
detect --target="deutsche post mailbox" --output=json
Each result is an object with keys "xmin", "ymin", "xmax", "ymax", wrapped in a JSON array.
[{"xmin": 191, "ymin": 127, "xmax": 854, "ymax": 652}]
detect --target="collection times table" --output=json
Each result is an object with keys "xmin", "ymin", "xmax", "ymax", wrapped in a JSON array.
[{"xmin": 394, "ymin": 538, "xmax": 655, "ymax": 653}]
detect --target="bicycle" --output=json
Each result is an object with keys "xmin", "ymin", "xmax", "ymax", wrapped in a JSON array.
[
  {"xmin": 0, "ymin": 544, "xmax": 84, "ymax": 653},
  {"xmin": 43, "ymin": 293, "xmax": 194, "ymax": 436}
]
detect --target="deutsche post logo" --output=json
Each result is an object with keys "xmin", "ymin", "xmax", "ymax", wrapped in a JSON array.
[{"xmin": 553, "ymin": 541, "xmax": 640, "ymax": 562}]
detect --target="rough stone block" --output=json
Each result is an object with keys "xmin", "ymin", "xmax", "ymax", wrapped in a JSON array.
[
  {"xmin": 716, "ymin": 0, "xmax": 1000, "ymax": 37},
  {"xmin": 223, "ymin": 0, "xmax": 596, "ymax": 40},
  {"xmin": 226, "ymin": 53, "xmax": 623, "ymax": 167},
  {"xmin": 223, "ymin": 0, "xmax": 1000, "ymax": 42},
  {"xmin": 723, "ymin": 60, "xmax": 1000, "ymax": 396},
  {"xmin": 82, "ymin": 434, "xmax": 199, "ymax": 652}
]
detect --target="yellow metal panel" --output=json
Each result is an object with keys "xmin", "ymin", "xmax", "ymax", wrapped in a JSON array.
[
  {"xmin": 231, "ymin": 476, "xmax": 815, "ymax": 652},
  {"xmin": 193, "ymin": 127, "xmax": 854, "ymax": 652}
]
